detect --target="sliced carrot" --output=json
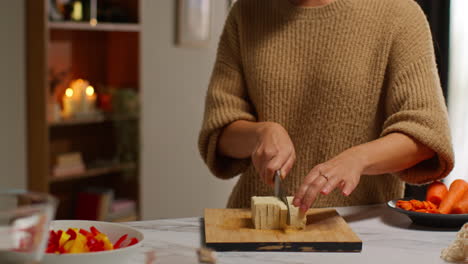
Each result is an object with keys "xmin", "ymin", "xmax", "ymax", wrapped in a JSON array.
[
  {"xmin": 451, "ymin": 188, "xmax": 468, "ymax": 214},
  {"xmin": 397, "ymin": 200, "xmax": 413, "ymax": 211},
  {"xmin": 439, "ymin": 179, "xmax": 468, "ymax": 214},
  {"xmin": 426, "ymin": 201, "xmax": 438, "ymax": 210},
  {"xmin": 396, "ymin": 199, "xmax": 442, "ymax": 213},
  {"xmin": 426, "ymin": 181, "xmax": 448, "ymax": 206},
  {"xmin": 410, "ymin": 200, "xmax": 424, "ymax": 210}
]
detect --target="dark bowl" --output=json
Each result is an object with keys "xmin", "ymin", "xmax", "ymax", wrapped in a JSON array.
[{"xmin": 387, "ymin": 198, "xmax": 468, "ymax": 228}]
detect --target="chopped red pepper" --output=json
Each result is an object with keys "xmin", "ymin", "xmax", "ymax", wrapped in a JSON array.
[
  {"xmin": 66, "ymin": 228, "xmax": 77, "ymax": 240},
  {"xmin": 46, "ymin": 226, "xmax": 138, "ymax": 254},
  {"xmin": 128, "ymin": 237, "xmax": 139, "ymax": 246},
  {"xmin": 59, "ymin": 245, "xmax": 66, "ymax": 254},
  {"xmin": 90, "ymin": 226, "xmax": 101, "ymax": 236},
  {"xmin": 79, "ymin": 228, "xmax": 93, "ymax": 238},
  {"xmin": 114, "ymin": 234, "xmax": 128, "ymax": 249},
  {"xmin": 46, "ymin": 230, "xmax": 60, "ymax": 253},
  {"xmin": 87, "ymin": 237, "xmax": 97, "ymax": 249}
]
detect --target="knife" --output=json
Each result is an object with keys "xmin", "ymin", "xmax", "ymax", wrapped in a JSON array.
[{"xmin": 274, "ymin": 170, "xmax": 290, "ymax": 224}]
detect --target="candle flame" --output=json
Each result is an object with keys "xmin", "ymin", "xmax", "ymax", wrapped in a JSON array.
[
  {"xmin": 65, "ymin": 88, "xmax": 74, "ymax": 97},
  {"xmin": 86, "ymin": 86, "xmax": 95, "ymax": 96}
]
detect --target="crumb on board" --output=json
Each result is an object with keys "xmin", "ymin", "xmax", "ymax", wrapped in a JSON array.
[{"xmin": 197, "ymin": 247, "xmax": 217, "ymax": 264}]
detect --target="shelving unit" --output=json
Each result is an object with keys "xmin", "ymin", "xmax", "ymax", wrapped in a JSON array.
[
  {"xmin": 49, "ymin": 21, "xmax": 141, "ymax": 32},
  {"xmin": 49, "ymin": 115, "xmax": 138, "ymax": 127},
  {"xmin": 26, "ymin": 0, "xmax": 141, "ymax": 221},
  {"xmin": 49, "ymin": 162, "xmax": 137, "ymax": 183}
]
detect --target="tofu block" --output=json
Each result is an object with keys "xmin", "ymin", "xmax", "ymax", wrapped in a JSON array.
[
  {"xmin": 251, "ymin": 196, "xmax": 287, "ymax": 229},
  {"xmin": 286, "ymin": 196, "xmax": 306, "ymax": 229},
  {"xmin": 251, "ymin": 196, "xmax": 306, "ymax": 230}
]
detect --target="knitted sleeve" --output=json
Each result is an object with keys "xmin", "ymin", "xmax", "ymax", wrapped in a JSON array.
[
  {"xmin": 381, "ymin": 1, "xmax": 454, "ymax": 184},
  {"xmin": 198, "ymin": 3, "xmax": 256, "ymax": 179}
]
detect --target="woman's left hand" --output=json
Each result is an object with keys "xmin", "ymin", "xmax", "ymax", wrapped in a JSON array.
[{"xmin": 292, "ymin": 148, "xmax": 366, "ymax": 213}]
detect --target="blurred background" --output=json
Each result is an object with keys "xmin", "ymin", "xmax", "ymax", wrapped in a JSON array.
[{"xmin": 0, "ymin": 0, "xmax": 466, "ymax": 222}]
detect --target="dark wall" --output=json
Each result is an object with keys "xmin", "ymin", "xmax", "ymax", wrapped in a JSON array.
[{"xmin": 414, "ymin": 0, "xmax": 451, "ymax": 100}]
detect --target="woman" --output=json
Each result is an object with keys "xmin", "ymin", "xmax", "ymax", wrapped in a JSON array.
[{"xmin": 198, "ymin": 0, "xmax": 454, "ymax": 212}]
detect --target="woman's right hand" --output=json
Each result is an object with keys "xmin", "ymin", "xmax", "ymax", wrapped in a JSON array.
[{"xmin": 252, "ymin": 122, "xmax": 296, "ymax": 186}]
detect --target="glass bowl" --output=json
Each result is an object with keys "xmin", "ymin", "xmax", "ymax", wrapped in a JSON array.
[{"xmin": 0, "ymin": 190, "xmax": 57, "ymax": 264}]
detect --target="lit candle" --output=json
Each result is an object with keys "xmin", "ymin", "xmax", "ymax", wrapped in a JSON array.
[
  {"xmin": 69, "ymin": 79, "xmax": 98, "ymax": 116},
  {"xmin": 70, "ymin": 79, "xmax": 89, "ymax": 114},
  {"xmin": 83, "ymin": 85, "xmax": 97, "ymax": 113},
  {"xmin": 62, "ymin": 88, "xmax": 75, "ymax": 118}
]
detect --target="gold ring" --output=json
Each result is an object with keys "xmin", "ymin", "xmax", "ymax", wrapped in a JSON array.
[{"xmin": 320, "ymin": 171, "xmax": 329, "ymax": 181}]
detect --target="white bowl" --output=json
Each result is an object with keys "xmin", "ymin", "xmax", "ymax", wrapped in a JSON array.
[{"xmin": 43, "ymin": 220, "xmax": 144, "ymax": 264}]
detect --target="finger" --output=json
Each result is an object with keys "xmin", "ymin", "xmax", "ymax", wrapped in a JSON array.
[
  {"xmin": 257, "ymin": 148, "xmax": 278, "ymax": 185},
  {"xmin": 280, "ymin": 153, "xmax": 296, "ymax": 179},
  {"xmin": 300, "ymin": 176, "xmax": 328, "ymax": 213},
  {"xmin": 320, "ymin": 171, "xmax": 341, "ymax": 195},
  {"xmin": 342, "ymin": 180, "xmax": 358, "ymax": 196},
  {"xmin": 338, "ymin": 180, "xmax": 345, "ymax": 190},
  {"xmin": 293, "ymin": 167, "xmax": 321, "ymax": 207},
  {"xmin": 262, "ymin": 162, "xmax": 275, "ymax": 186},
  {"xmin": 260, "ymin": 158, "xmax": 276, "ymax": 186},
  {"xmin": 251, "ymin": 149, "xmax": 262, "ymax": 175},
  {"xmin": 252, "ymin": 145, "xmax": 272, "ymax": 184},
  {"xmin": 262, "ymin": 150, "xmax": 291, "ymax": 186}
]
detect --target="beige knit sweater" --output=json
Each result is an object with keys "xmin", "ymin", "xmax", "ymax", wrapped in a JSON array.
[{"xmin": 198, "ymin": 0, "xmax": 454, "ymax": 208}]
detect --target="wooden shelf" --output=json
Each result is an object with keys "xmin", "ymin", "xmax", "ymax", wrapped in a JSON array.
[
  {"xmin": 49, "ymin": 162, "xmax": 137, "ymax": 183},
  {"xmin": 28, "ymin": 0, "xmax": 141, "ymax": 220},
  {"xmin": 50, "ymin": 115, "xmax": 138, "ymax": 127},
  {"xmin": 108, "ymin": 213, "xmax": 138, "ymax": 222},
  {"xmin": 49, "ymin": 21, "xmax": 140, "ymax": 32}
]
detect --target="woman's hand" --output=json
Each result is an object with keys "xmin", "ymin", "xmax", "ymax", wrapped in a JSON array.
[
  {"xmin": 292, "ymin": 133, "xmax": 436, "ymax": 213},
  {"xmin": 252, "ymin": 122, "xmax": 296, "ymax": 186},
  {"xmin": 292, "ymin": 148, "xmax": 366, "ymax": 213}
]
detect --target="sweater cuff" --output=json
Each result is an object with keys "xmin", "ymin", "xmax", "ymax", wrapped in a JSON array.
[
  {"xmin": 380, "ymin": 122, "xmax": 454, "ymax": 185},
  {"xmin": 203, "ymin": 128, "xmax": 252, "ymax": 179}
]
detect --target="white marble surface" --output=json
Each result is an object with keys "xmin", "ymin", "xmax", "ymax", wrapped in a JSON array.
[{"xmin": 126, "ymin": 205, "xmax": 459, "ymax": 264}]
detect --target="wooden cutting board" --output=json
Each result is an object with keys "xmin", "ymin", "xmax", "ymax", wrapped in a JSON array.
[{"xmin": 204, "ymin": 208, "xmax": 362, "ymax": 252}]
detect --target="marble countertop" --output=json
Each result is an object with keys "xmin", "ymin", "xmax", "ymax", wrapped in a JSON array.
[{"xmin": 126, "ymin": 204, "xmax": 458, "ymax": 264}]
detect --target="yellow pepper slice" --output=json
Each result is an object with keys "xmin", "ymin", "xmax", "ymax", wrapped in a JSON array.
[
  {"xmin": 68, "ymin": 233, "xmax": 89, "ymax": 254},
  {"xmin": 59, "ymin": 232, "xmax": 71, "ymax": 248},
  {"xmin": 95, "ymin": 233, "xmax": 114, "ymax": 250}
]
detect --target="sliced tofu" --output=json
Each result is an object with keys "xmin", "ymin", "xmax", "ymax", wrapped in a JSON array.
[
  {"xmin": 260, "ymin": 202, "xmax": 267, "ymax": 229},
  {"xmin": 251, "ymin": 196, "xmax": 286, "ymax": 229},
  {"xmin": 251, "ymin": 196, "xmax": 306, "ymax": 230},
  {"xmin": 251, "ymin": 198, "xmax": 258, "ymax": 228},
  {"xmin": 286, "ymin": 196, "xmax": 306, "ymax": 229},
  {"xmin": 279, "ymin": 205, "xmax": 288, "ymax": 229}
]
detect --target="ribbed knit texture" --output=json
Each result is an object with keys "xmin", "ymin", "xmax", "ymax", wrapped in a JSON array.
[{"xmin": 198, "ymin": 0, "xmax": 454, "ymax": 208}]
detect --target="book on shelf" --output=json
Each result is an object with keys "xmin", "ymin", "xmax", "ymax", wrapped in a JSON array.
[
  {"xmin": 75, "ymin": 189, "xmax": 137, "ymax": 222},
  {"xmin": 105, "ymin": 199, "xmax": 137, "ymax": 222},
  {"xmin": 75, "ymin": 187, "xmax": 114, "ymax": 221},
  {"xmin": 111, "ymin": 199, "xmax": 135, "ymax": 212},
  {"xmin": 52, "ymin": 152, "xmax": 86, "ymax": 177},
  {"xmin": 108, "ymin": 213, "xmax": 138, "ymax": 223}
]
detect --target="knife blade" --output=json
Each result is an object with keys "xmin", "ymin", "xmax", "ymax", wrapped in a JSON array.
[{"xmin": 274, "ymin": 170, "xmax": 290, "ymax": 225}]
